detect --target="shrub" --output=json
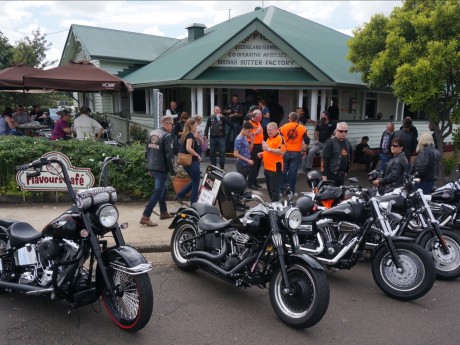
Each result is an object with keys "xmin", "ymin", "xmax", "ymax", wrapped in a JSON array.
[{"xmin": 129, "ymin": 124, "xmax": 149, "ymax": 143}]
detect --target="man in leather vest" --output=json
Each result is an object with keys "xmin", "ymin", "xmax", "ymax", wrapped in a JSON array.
[{"xmin": 140, "ymin": 115, "xmax": 176, "ymax": 227}]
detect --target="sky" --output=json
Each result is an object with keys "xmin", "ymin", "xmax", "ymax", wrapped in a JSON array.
[{"xmin": 0, "ymin": 0, "xmax": 402, "ymax": 68}]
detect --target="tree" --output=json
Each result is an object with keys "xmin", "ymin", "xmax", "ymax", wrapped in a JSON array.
[
  {"xmin": 12, "ymin": 28, "xmax": 57, "ymax": 69},
  {"xmin": 0, "ymin": 30, "xmax": 14, "ymax": 70},
  {"xmin": 347, "ymin": 0, "xmax": 460, "ymax": 180}
]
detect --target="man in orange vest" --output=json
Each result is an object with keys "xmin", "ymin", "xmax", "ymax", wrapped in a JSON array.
[
  {"xmin": 258, "ymin": 122, "xmax": 286, "ymax": 202},
  {"xmin": 279, "ymin": 112, "xmax": 310, "ymax": 196},
  {"xmin": 247, "ymin": 109, "xmax": 264, "ymax": 190}
]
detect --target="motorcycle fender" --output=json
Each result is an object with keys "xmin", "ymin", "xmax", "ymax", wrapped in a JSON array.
[
  {"xmin": 290, "ymin": 253, "xmax": 324, "ymax": 271},
  {"xmin": 101, "ymin": 245, "xmax": 150, "ymax": 268},
  {"xmin": 168, "ymin": 209, "xmax": 199, "ymax": 229},
  {"xmin": 370, "ymin": 237, "xmax": 414, "ymax": 260}
]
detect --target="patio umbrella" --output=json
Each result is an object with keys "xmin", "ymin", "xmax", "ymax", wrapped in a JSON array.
[
  {"xmin": 23, "ymin": 60, "xmax": 133, "ymax": 93},
  {"xmin": 0, "ymin": 63, "xmax": 41, "ymax": 90}
]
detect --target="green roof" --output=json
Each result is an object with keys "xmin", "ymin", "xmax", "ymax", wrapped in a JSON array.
[
  {"xmin": 125, "ymin": 6, "xmax": 364, "ymax": 86},
  {"xmin": 64, "ymin": 24, "xmax": 180, "ymax": 63}
]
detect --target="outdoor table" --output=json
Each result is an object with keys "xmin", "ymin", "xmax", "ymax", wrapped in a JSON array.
[{"xmin": 17, "ymin": 123, "xmax": 49, "ymax": 137}]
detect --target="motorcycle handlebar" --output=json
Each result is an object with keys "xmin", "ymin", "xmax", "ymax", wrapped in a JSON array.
[{"xmin": 16, "ymin": 157, "xmax": 48, "ymax": 172}]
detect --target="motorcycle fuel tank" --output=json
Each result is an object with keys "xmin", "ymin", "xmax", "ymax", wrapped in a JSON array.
[
  {"xmin": 321, "ymin": 202, "xmax": 366, "ymax": 223},
  {"xmin": 430, "ymin": 189, "xmax": 456, "ymax": 203}
]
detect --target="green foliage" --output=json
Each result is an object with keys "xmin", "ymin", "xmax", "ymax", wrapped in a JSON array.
[
  {"xmin": 443, "ymin": 155, "xmax": 458, "ymax": 177},
  {"xmin": 129, "ymin": 124, "xmax": 149, "ymax": 143},
  {"xmin": 0, "ymin": 137, "xmax": 152, "ymax": 199},
  {"xmin": 12, "ymin": 28, "xmax": 57, "ymax": 69},
  {"xmin": 0, "ymin": 31, "xmax": 14, "ymax": 70}
]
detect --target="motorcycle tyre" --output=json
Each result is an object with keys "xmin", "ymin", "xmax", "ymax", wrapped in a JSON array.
[
  {"xmin": 171, "ymin": 221, "xmax": 199, "ymax": 271},
  {"xmin": 101, "ymin": 252, "xmax": 153, "ymax": 333},
  {"xmin": 372, "ymin": 242, "xmax": 435, "ymax": 301},
  {"xmin": 269, "ymin": 262, "xmax": 329, "ymax": 329},
  {"xmin": 419, "ymin": 230, "xmax": 460, "ymax": 280}
]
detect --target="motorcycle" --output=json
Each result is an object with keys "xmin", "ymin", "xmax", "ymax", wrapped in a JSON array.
[
  {"xmin": 169, "ymin": 171, "xmax": 330, "ymax": 329},
  {"xmin": 295, "ymin": 187, "xmax": 436, "ymax": 301},
  {"xmin": 0, "ymin": 156, "xmax": 153, "ymax": 332}
]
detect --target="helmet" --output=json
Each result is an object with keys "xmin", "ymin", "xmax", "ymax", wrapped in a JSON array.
[
  {"xmin": 307, "ymin": 170, "xmax": 322, "ymax": 188},
  {"xmin": 367, "ymin": 170, "xmax": 382, "ymax": 184},
  {"xmin": 221, "ymin": 171, "xmax": 246, "ymax": 197},
  {"xmin": 296, "ymin": 196, "xmax": 315, "ymax": 216}
]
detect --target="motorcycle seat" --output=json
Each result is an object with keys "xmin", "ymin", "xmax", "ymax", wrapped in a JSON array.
[
  {"xmin": 199, "ymin": 213, "xmax": 233, "ymax": 232},
  {"xmin": 192, "ymin": 203, "xmax": 220, "ymax": 217},
  {"xmin": 0, "ymin": 218, "xmax": 19, "ymax": 229},
  {"xmin": 8, "ymin": 222, "xmax": 43, "ymax": 248}
]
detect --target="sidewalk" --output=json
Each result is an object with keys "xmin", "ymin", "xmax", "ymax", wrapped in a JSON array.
[{"xmin": 0, "ymin": 158, "xmax": 373, "ymax": 253}]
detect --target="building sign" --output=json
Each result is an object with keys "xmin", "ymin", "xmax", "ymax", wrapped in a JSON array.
[
  {"xmin": 212, "ymin": 31, "xmax": 299, "ymax": 68},
  {"xmin": 16, "ymin": 151, "xmax": 95, "ymax": 191}
]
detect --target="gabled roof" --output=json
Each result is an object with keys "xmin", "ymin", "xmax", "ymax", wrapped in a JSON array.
[
  {"xmin": 125, "ymin": 6, "xmax": 364, "ymax": 86},
  {"xmin": 60, "ymin": 24, "xmax": 180, "ymax": 64}
]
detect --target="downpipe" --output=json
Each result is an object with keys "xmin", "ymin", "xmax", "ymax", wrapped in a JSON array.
[
  {"xmin": 286, "ymin": 233, "xmax": 325, "ymax": 255},
  {"xmin": 299, "ymin": 237, "xmax": 359, "ymax": 265},
  {"xmin": 188, "ymin": 251, "xmax": 258, "ymax": 277},
  {"xmin": 0, "ymin": 281, "xmax": 53, "ymax": 294}
]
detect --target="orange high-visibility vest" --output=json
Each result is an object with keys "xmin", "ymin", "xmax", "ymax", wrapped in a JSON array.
[
  {"xmin": 248, "ymin": 120, "xmax": 264, "ymax": 145},
  {"xmin": 261, "ymin": 134, "xmax": 286, "ymax": 172},
  {"xmin": 280, "ymin": 122, "xmax": 308, "ymax": 152}
]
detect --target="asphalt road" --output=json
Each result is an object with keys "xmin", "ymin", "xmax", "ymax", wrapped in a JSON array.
[{"xmin": 1, "ymin": 252, "xmax": 459, "ymax": 345}]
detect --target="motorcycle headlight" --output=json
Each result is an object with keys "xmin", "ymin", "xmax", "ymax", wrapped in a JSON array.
[
  {"xmin": 285, "ymin": 208, "xmax": 302, "ymax": 232},
  {"xmin": 96, "ymin": 204, "xmax": 119, "ymax": 228}
]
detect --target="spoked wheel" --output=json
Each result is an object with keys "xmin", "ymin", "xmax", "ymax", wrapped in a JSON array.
[
  {"xmin": 269, "ymin": 262, "xmax": 329, "ymax": 329},
  {"xmin": 101, "ymin": 254, "xmax": 153, "ymax": 332},
  {"xmin": 420, "ymin": 230, "xmax": 460, "ymax": 280},
  {"xmin": 372, "ymin": 242, "xmax": 435, "ymax": 301},
  {"xmin": 171, "ymin": 222, "xmax": 199, "ymax": 271}
]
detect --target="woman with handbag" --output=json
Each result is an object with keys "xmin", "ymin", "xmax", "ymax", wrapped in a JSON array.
[{"xmin": 176, "ymin": 118, "xmax": 202, "ymax": 205}]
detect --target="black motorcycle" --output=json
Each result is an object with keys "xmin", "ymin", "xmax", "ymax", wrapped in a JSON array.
[
  {"xmin": 169, "ymin": 171, "xmax": 330, "ymax": 329},
  {"xmin": 295, "ymin": 188, "xmax": 436, "ymax": 301},
  {"xmin": 0, "ymin": 156, "xmax": 153, "ymax": 332}
]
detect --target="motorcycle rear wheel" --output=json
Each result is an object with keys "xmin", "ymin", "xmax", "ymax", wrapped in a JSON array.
[
  {"xmin": 171, "ymin": 222, "xmax": 199, "ymax": 271},
  {"xmin": 101, "ymin": 254, "xmax": 153, "ymax": 332},
  {"xmin": 269, "ymin": 262, "xmax": 329, "ymax": 329},
  {"xmin": 419, "ymin": 230, "xmax": 460, "ymax": 280},
  {"xmin": 372, "ymin": 242, "xmax": 435, "ymax": 301}
]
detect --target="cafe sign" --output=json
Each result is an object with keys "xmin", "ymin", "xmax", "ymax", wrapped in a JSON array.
[
  {"xmin": 212, "ymin": 31, "xmax": 299, "ymax": 68},
  {"xmin": 16, "ymin": 151, "xmax": 95, "ymax": 191}
]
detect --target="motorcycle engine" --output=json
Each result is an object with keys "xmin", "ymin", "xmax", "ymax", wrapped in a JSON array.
[{"xmin": 223, "ymin": 229, "xmax": 251, "ymax": 270}]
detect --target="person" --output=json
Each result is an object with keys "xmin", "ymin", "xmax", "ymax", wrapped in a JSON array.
[
  {"xmin": 73, "ymin": 106, "xmax": 104, "ymax": 140},
  {"xmin": 244, "ymin": 105, "xmax": 258, "ymax": 122},
  {"xmin": 379, "ymin": 122, "xmax": 395, "ymax": 171},
  {"xmin": 372, "ymin": 137, "xmax": 408, "ymax": 193},
  {"xmin": 399, "ymin": 116, "xmax": 418, "ymax": 141},
  {"xmin": 279, "ymin": 112, "xmax": 310, "ymax": 196},
  {"xmin": 176, "ymin": 118, "xmax": 202, "ymax": 205},
  {"xmin": 233, "ymin": 121, "xmax": 254, "ymax": 179},
  {"xmin": 258, "ymin": 122, "xmax": 286, "ymax": 202},
  {"xmin": 259, "ymin": 98, "xmax": 270, "ymax": 139},
  {"xmin": 302, "ymin": 111, "xmax": 336, "ymax": 172},
  {"xmin": 193, "ymin": 115, "xmax": 207, "ymax": 161},
  {"xmin": 173, "ymin": 111, "xmax": 189, "ymax": 153},
  {"xmin": 0, "ymin": 107, "xmax": 18, "ymax": 135},
  {"xmin": 246, "ymin": 109, "xmax": 264, "ymax": 190},
  {"xmin": 50, "ymin": 109, "xmax": 75, "ymax": 140},
  {"xmin": 297, "ymin": 106, "xmax": 316, "ymax": 127},
  {"xmin": 140, "ymin": 115, "xmax": 176, "ymax": 227},
  {"xmin": 29, "ymin": 104, "xmax": 47, "ymax": 124},
  {"xmin": 224, "ymin": 94, "xmax": 243, "ymax": 152},
  {"xmin": 354, "ymin": 136, "xmax": 379, "ymax": 172},
  {"xmin": 393, "ymin": 117, "xmax": 417, "ymax": 162},
  {"xmin": 204, "ymin": 106, "xmax": 226, "ymax": 169},
  {"xmin": 412, "ymin": 132, "xmax": 440, "ymax": 194},
  {"xmin": 327, "ymin": 102, "xmax": 339, "ymax": 121},
  {"xmin": 12, "ymin": 105, "xmax": 28, "ymax": 125},
  {"xmin": 321, "ymin": 121, "xmax": 353, "ymax": 186},
  {"xmin": 165, "ymin": 101, "xmax": 179, "ymax": 123}
]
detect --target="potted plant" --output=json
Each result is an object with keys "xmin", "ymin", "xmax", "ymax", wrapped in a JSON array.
[{"xmin": 172, "ymin": 165, "xmax": 191, "ymax": 196}]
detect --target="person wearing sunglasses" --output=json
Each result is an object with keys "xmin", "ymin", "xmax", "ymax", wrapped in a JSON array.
[
  {"xmin": 372, "ymin": 137, "xmax": 408, "ymax": 193},
  {"xmin": 320, "ymin": 121, "xmax": 353, "ymax": 186}
]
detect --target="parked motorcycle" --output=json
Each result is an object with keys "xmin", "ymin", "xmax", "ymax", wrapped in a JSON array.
[
  {"xmin": 0, "ymin": 156, "xmax": 153, "ymax": 332},
  {"xmin": 169, "ymin": 171, "xmax": 330, "ymax": 329},
  {"xmin": 295, "ymin": 187, "xmax": 436, "ymax": 301}
]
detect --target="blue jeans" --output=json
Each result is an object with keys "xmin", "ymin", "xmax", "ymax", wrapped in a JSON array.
[
  {"xmin": 177, "ymin": 161, "xmax": 201, "ymax": 203},
  {"xmin": 414, "ymin": 180, "xmax": 435, "ymax": 195},
  {"xmin": 143, "ymin": 170, "xmax": 168, "ymax": 217},
  {"xmin": 281, "ymin": 151, "xmax": 301, "ymax": 194},
  {"xmin": 379, "ymin": 153, "xmax": 391, "ymax": 172},
  {"xmin": 225, "ymin": 121, "xmax": 241, "ymax": 152},
  {"xmin": 210, "ymin": 136, "xmax": 226, "ymax": 167}
]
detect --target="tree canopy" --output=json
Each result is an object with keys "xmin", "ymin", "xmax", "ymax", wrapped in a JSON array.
[
  {"xmin": 0, "ymin": 31, "xmax": 14, "ymax": 70},
  {"xmin": 12, "ymin": 28, "xmax": 57, "ymax": 69},
  {"xmin": 347, "ymin": 0, "xmax": 460, "ymax": 144}
]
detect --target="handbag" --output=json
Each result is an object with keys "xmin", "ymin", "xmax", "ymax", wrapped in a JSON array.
[{"xmin": 177, "ymin": 152, "xmax": 192, "ymax": 166}]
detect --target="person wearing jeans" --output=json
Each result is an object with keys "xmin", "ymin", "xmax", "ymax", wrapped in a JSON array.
[{"xmin": 204, "ymin": 106, "xmax": 226, "ymax": 169}]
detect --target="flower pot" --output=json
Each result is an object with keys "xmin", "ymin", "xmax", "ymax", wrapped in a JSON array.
[{"xmin": 172, "ymin": 176, "xmax": 192, "ymax": 197}]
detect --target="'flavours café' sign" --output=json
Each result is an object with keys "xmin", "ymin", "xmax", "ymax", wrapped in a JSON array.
[{"xmin": 16, "ymin": 152, "xmax": 95, "ymax": 191}]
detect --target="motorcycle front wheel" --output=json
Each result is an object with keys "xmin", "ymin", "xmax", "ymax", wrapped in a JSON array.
[
  {"xmin": 419, "ymin": 230, "xmax": 460, "ymax": 280},
  {"xmin": 101, "ymin": 254, "xmax": 154, "ymax": 332},
  {"xmin": 372, "ymin": 242, "xmax": 435, "ymax": 301},
  {"xmin": 269, "ymin": 262, "xmax": 330, "ymax": 329},
  {"xmin": 171, "ymin": 221, "xmax": 199, "ymax": 271}
]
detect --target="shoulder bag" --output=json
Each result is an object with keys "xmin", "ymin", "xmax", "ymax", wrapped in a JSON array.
[{"xmin": 177, "ymin": 136, "xmax": 194, "ymax": 166}]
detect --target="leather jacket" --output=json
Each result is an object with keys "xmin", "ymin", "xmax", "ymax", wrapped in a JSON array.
[
  {"xmin": 412, "ymin": 145, "xmax": 440, "ymax": 181},
  {"xmin": 380, "ymin": 152, "xmax": 408, "ymax": 192},
  {"xmin": 145, "ymin": 127, "xmax": 176, "ymax": 175},
  {"xmin": 321, "ymin": 137, "xmax": 352, "ymax": 176}
]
